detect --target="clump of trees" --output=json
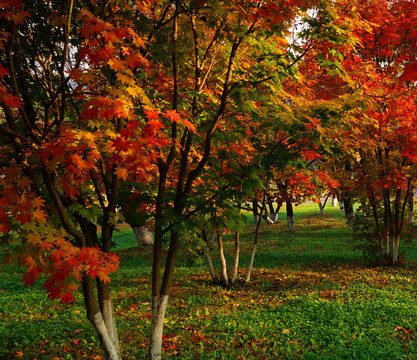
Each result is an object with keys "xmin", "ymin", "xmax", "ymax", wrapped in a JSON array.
[{"xmin": 1, "ymin": 0, "xmax": 417, "ymax": 359}]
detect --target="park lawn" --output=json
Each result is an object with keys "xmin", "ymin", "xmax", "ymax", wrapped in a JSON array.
[{"xmin": 1, "ymin": 203, "xmax": 417, "ymax": 359}]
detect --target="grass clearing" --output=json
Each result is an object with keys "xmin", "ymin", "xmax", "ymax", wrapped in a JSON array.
[{"xmin": 1, "ymin": 203, "xmax": 417, "ymax": 359}]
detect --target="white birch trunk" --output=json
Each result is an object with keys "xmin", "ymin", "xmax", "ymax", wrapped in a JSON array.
[
  {"xmin": 149, "ymin": 295, "xmax": 169, "ymax": 360},
  {"xmin": 244, "ymin": 244, "xmax": 257, "ymax": 283},
  {"xmin": 101, "ymin": 299, "xmax": 120, "ymax": 357},
  {"xmin": 132, "ymin": 226, "xmax": 154, "ymax": 246},
  {"xmin": 206, "ymin": 253, "xmax": 217, "ymax": 282},
  {"xmin": 92, "ymin": 312, "xmax": 121, "ymax": 360},
  {"xmin": 272, "ymin": 212, "xmax": 279, "ymax": 222},
  {"xmin": 231, "ymin": 232, "xmax": 239, "ymax": 285},
  {"xmin": 391, "ymin": 234, "xmax": 400, "ymax": 266},
  {"xmin": 266, "ymin": 216, "xmax": 275, "ymax": 224},
  {"xmin": 331, "ymin": 197, "xmax": 338, "ymax": 207},
  {"xmin": 218, "ymin": 234, "xmax": 229, "ymax": 286}
]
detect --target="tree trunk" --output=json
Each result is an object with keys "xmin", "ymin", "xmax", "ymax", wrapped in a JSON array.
[
  {"xmin": 132, "ymin": 226, "xmax": 154, "ymax": 246},
  {"xmin": 97, "ymin": 281, "xmax": 120, "ymax": 357},
  {"xmin": 82, "ymin": 277, "xmax": 121, "ymax": 360},
  {"xmin": 271, "ymin": 212, "xmax": 279, "ymax": 222},
  {"xmin": 252, "ymin": 198, "xmax": 260, "ymax": 232},
  {"xmin": 149, "ymin": 295, "xmax": 169, "ymax": 360},
  {"xmin": 244, "ymin": 244, "xmax": 257, "ymax": 283},
  {"xmin": 286, "ymin": 201, "xmax": 294, "ymax": 231},
  {"xmin": 149, "ymin": 227, "xmax": 180, "ymax": 360},
  {"xmin": 270, "ymin": 201, "xmax": 282, "ymax": 223},
  {"xmin": 93, "ymin": 312, "xmax": 121, "ymax": 360},
  {"xmin": 206, "ymin": 253, "xmax": 217, "ymax": 282},
  {"xmin": 245, "ymin": 195, "xmax": 265, "ymax": 283},
  {"xmin": 319, "ymin": 203, "xmax": 325, "ymax": 215},
  {"xmin": 231, "ymin": 231, "xmax": 240, "ymax": 285},
  {"xmin": 408, "ymin": 187, "xmax": 414, "ymax": 224},
  {"xmin": 338, "ymin": 195, "xmax": 344, "ymax": 210},
  {"xmin": 391, "ymin": 234, "xmax": 400, "ymax": 266},
  {"xmin": 343, "ymin": 199, "xmax": 355, "ymax": 227},
  {"xmin": 253, "ymin": 215, "xmax": 260, "ymax": 231},
  {"xmin": 202, "ymin": 229, "xmax": 217, "ymax": 282},
  {"xmin": 268, "ymin": 201, "xmax": 275, "ymax": 221},
  {"xmin": 217, "ymin": 232, "xmax": 229, "ymax": 286},
  {"xmin": 385, "ymin": 232, "xmax": 390, "ymax": 256},
  {"xmin": 331, "ymin": 196, "xmax": 338, "ymax": 207}
]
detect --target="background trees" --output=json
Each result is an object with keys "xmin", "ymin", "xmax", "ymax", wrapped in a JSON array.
[{"xmin": 318, "ymin": 0, "xmax": 417, "ymax": 265}]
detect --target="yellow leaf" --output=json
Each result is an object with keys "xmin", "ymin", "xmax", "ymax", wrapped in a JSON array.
[
  {"xmin": 27, "ymin": 232, "xmax": 41, "ymax": 245},
  {"xmin": 126, "ymin": 85, "xmax": 141, "ymax": 98},
  {"xmin": 108, "ymin": 58, "xmax": 125, "ymax": 72},
  {"xmin": 117, "ymin": 73, "xmax": 134, "ymax": 85}
]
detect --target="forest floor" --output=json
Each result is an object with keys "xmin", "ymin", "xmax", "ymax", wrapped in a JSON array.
[{"xmin": 2, "ymin": 203, "xmax": 417, "ymax": 359}]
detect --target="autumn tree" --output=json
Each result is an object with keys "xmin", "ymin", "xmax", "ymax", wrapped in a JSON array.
[
  {"xmin": 345, "ymin": 0, "xmax": 417, "ymax": 265},
  {"xmin": 186, "ymin": 0, "xmax": 359, "ymax": 285},
  {"xmin": 298, "ymin": 0, "xmax": 417, "ymax": 264},
  {"xmin": 126, "ymin": 1, "xmax": 357, "ymax": 358},
  {"xmin": 0, "ymin": 1, "xmax": 168, "ymax": 359}
]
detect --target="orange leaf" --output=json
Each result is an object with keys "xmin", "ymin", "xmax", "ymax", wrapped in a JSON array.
[
  {"xmin": 17, "ymin": 176, "xmax": 32, "ymax": 190},
  {"xmin": 33, "ymin": 209, "xmax": 47, "ymax": 223},
  {"xmin": 32, "ymin": 196, "xmax": 45, "ymax": 209},
  {"xmin": 115, "ymin": 166, "xmax": 128, "ymax": 181},
  {"xmin": 165, "ymin": 110, "xmax": 180, "ymax": 123}
]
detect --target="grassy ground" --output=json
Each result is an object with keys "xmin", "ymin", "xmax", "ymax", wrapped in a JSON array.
[{"xmin": 2, "ymin": 203, "xmax": 417, "ymax": 359}]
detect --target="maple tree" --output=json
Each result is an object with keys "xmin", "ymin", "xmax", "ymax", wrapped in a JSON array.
[
  {"xmin": 297, "ymin": 0, "xmax": 417, "ymax": 264},
  {"xmin": 0, "ymin": 1, "xmax": 168, "ymax": 359},
  {"xmin": 128, "ymin": 1, "xmax": 360, "ymax": 358},
  {"xmin": 186, "ymin": 1, "xmax": 354, "ymax": 283},
  {"xmin": 347, "ymin": 0, "xmax": 417, "ymax": 265}
]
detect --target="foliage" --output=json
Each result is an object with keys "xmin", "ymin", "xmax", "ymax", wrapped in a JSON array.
[
  {"xmin": 292, "ymin": 0, "xmax": 417, "ymax": 265},
  {"xmin": 2, "ymin": 0, "xmax": 417, "ymax": 359}
]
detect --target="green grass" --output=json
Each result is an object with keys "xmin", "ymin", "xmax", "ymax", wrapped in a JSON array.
[{"xmin": 2, "ymin": 203, "xmax": 417, "ymax": 359}]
